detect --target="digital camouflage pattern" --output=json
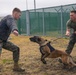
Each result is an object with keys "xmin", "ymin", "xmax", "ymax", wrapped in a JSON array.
[
  {"xmin": 0, "ymin": 40, "xmax": 19, "ymax": 62},
  {"xmin": 66, "ymin": 19, "xmax": 76, "ymax": 54}
]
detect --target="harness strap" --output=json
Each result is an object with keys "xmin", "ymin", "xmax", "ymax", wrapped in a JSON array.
[
  {"xmin": 40, "ymin": 46, "xmax": 45, "ymax": 55},
  {"xmin": 39, "ymin": 42, "xmax": 55, "ymax": 55},
  {"xmin": 47, "ymin": 42, "xmax": 55, "ymax": 52}
]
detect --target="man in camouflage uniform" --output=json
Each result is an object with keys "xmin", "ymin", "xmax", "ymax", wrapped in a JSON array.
[
  {"xmin": 58, "ymin": 10, "xmax": 76, "ymax": 63},
  {"xmin": 0, "ymin": 8, "xmax": 25, "ymax": 72},
  {"xmin": 65, "ymin": 10, "xmax": 76, "ymax": 54}
]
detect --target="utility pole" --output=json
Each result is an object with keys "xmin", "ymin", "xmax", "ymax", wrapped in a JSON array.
[
  {"xmin": 26, "ymin": 0, "xmax": 28, "ymax": 10},
  {"xmin": 34, "ymin": 0, "xmax": 36, "ymax": 9},
  {"xmin": 26, "ymin": 0, "xmax": 30, "ymax": 35}
]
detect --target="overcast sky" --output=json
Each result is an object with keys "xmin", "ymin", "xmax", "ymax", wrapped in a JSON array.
[{"xmin": 0, "ymin": 0, "xmax": 76, "ymax": 16}]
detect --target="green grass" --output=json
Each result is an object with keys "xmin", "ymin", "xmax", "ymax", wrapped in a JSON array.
[{"xmin": 2, "ymin": 59, "xmax": 13, "ymax": 64}]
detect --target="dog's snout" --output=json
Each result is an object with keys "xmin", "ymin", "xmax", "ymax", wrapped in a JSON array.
[
  {"xmin": 29, "ymin": 36, "xmax": 42, "ymax": 43},
  {"xmin": 29, "ymin": 37, "xmax": 33, "ymax": 41},
  {"xmin": 29, "ymin": 37, "xmax": 36, "ymax": 42}
]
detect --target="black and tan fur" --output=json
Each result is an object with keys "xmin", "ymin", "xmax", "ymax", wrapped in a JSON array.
[{"xmin": 29, "ymin": 36, "xmax": 76, "ymax": 68}]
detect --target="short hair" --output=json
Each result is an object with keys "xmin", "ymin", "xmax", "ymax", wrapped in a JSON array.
[
  {"xmin": 70, "ymin": 10, "xmax": 76, "ymax": 14},
  {"xmin": 13, "ymin": 8, "xmax": 21, "ymax": 13}
]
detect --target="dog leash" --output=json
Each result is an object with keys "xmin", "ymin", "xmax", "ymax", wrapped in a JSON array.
[{"xmin": 50, "ymin": 37, "xmax": 63, "ymax": 43}]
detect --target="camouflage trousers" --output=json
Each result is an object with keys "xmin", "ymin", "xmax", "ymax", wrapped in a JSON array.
[
  {"xmin": 65, "ymin": 33, "xmax": 76, "ymax": 54},
  {"xmin": 0, "ymin": 40, "xmax": 19, "ymax": 63}
]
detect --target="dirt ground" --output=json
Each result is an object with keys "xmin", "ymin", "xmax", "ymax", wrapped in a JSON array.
[{"xmin": 0, "ymin": 34, "xmax": 76, "ymax": 75}]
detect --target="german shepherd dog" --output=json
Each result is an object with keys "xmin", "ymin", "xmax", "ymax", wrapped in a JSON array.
[{"xmin": 29, "ymin": 36, "xmax": 76, "ymax": 69}]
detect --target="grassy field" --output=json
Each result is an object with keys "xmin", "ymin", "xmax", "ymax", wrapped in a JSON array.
[{"xmin": 0, "ymin": 34, "xmax": 76, "ymax": 75}]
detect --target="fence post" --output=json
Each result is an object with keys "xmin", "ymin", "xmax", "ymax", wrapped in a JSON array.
[
  {"xmin": 26, "ymin": 10, "xmax": 30, "ymax": 35},
  {"xmin": 42, "ymin": 8, "xmax": 45, "ymax": 35},
  {"xmin": 17, "ymin": 19, "xmax": 21, "ymax": 34},
  {"xmin": 60, "ymin": 6, "xmax": 63, "ymax": 37}
]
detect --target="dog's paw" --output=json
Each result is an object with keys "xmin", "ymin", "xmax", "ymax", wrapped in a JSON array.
[
  {"xmin": 43, "ymin": 61, "xmax": 47, "ymax": 64},
  {"xmin": 42, "ymin": 60, "xmax": 47, "ymax": 64},
  {"xmin": 58, "ymin": 58, "xmax": 62, "ymax": 63},
  {"xmin": 41, "ymin": 58, "xmax": 47, "ymax": 64}
]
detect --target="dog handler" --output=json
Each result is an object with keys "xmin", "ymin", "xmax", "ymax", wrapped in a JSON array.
[
  {"xmin": 0, "ymin": 8, "xmax": 25, "ymax": 72},
  {"xmin": 65, "ymin": 10, "xmax": 76, "ymax": 54}
]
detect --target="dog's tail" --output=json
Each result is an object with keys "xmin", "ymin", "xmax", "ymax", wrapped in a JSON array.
[{"xmin": 67, "ymin": 56, "xmax": 76, "ymax": 66}]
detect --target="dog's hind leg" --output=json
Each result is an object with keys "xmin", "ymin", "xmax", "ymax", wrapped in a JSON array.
[{"xmin": 68, "ymin": 56, "xmax": 76, "ymax": 66}]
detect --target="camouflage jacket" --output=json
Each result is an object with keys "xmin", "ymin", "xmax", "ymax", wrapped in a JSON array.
[
  {"xmin": 0, "ymin": 15, "xmax": 18, "ymax": 42},
  {"xmin": 66, "ymin": 19, "xmax": 76, "ymax": 31}
]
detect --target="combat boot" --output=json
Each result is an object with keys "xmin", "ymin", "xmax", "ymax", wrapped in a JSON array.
[{"xmin": 13, "ymin": 62, "xmax": 25, "ymax": 72}]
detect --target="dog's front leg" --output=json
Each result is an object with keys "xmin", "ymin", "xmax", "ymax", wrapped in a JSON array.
[
  {"xmin": 41, "ymin": 54, "xmax": 47, "ymax": 64},
  {"xmin": 41, "ymin": 53, "xmax": 50, "ymax": 64}
]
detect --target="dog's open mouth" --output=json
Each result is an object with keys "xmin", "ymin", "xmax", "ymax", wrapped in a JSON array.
[
  {"xmin": 29, "ymin": 37, "xmax": 34, "ymax": 41},
  {"xmin": 29, "ymin": 37, "xmax": 36, "ymax": 42}
]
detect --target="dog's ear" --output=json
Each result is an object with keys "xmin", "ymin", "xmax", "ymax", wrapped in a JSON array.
[{"xmin": 45, "ymin": 39, "xmax": 47, "ymax": 41}]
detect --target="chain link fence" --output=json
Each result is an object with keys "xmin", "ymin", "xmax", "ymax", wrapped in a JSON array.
[{"xmin": 17, "ymin": 3, "xmax": 76, "ymax": 37}]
